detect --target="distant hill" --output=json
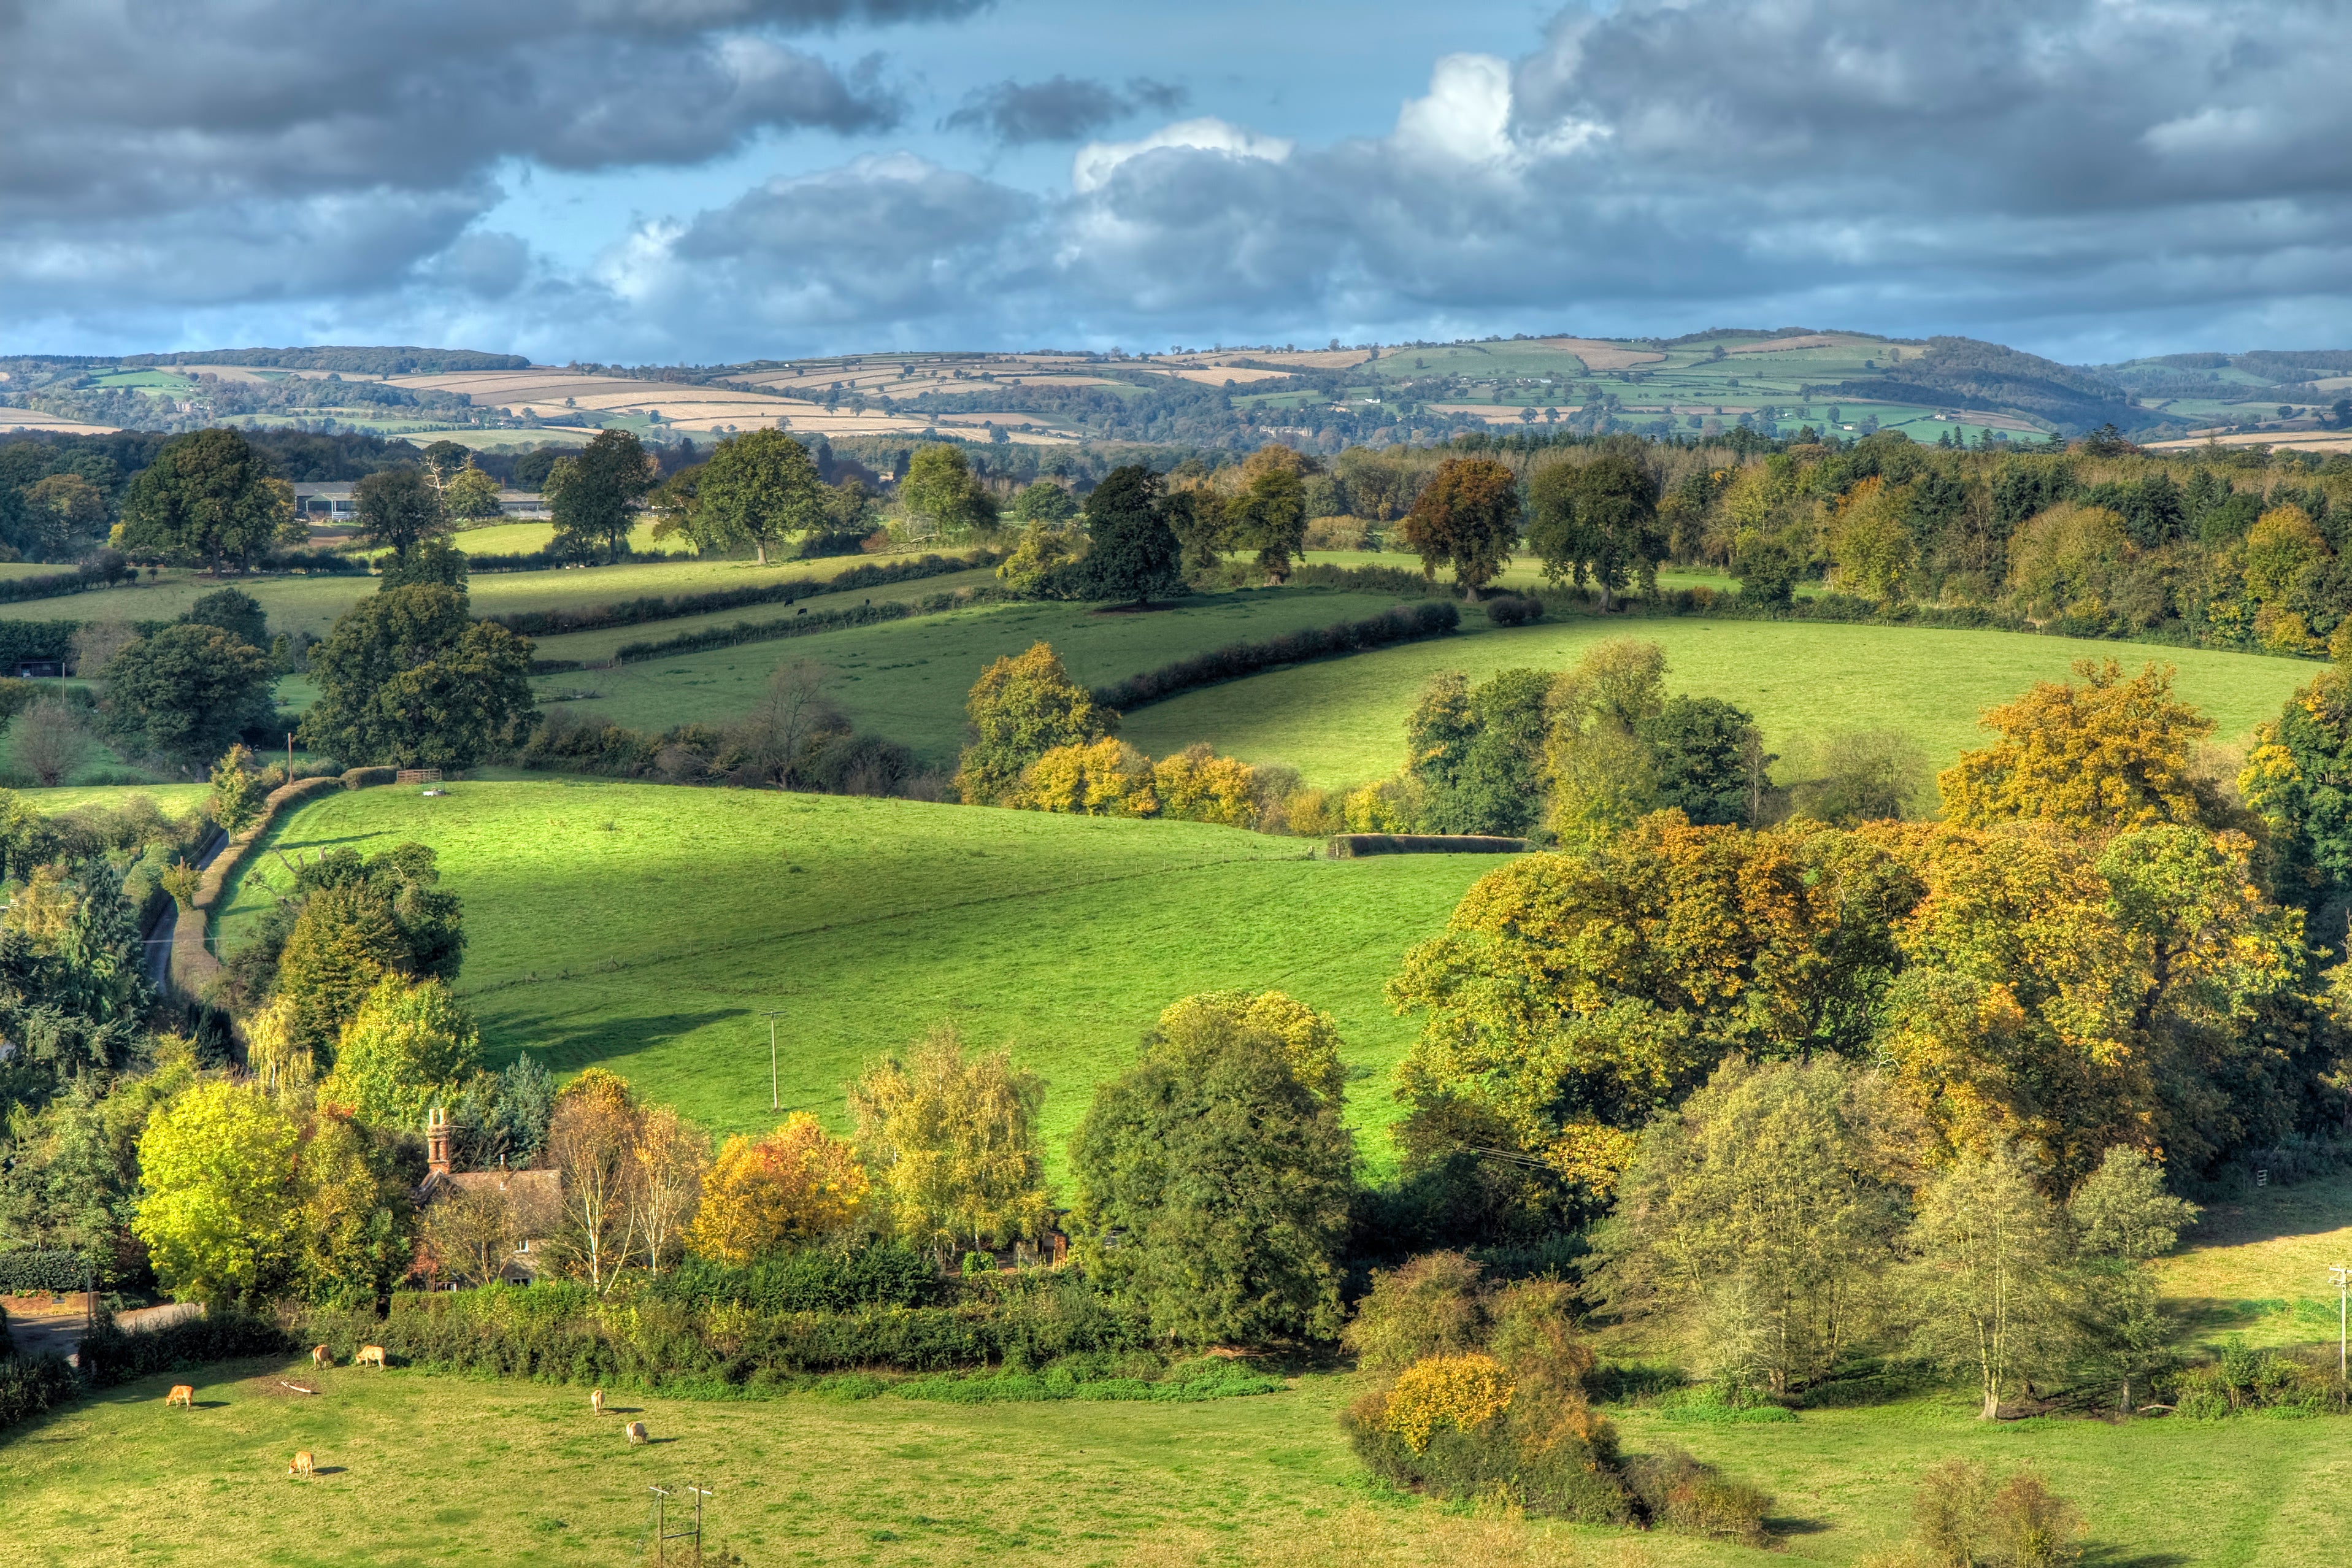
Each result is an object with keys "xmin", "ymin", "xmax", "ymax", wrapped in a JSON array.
[
  {"xmin": 1824, "ymin": 337, "xmax": 2133, "ymax": 430},
  {"xmin": 121, "ymin": 346, "xmax": 529, "ymax": 374}
]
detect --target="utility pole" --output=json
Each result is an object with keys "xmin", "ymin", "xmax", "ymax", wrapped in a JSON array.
[
  {"xmin": 760, "ymin": 1009, "xmax": 783, "ymax": 1112},
  {"xmin": 2332, "ymin": 1266, "xmax": 2348, "ymax": 1381}
]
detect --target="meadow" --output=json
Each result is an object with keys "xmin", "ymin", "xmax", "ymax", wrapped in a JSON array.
[
  {"xmin": 212, "ymin": 783, "xmax": 1498, "ymax": 1166},
  {"xmin": 1120, "ymin": 617, "xmax": 2319, "ymax": 788},
  {"xmin": 4, "ymin": 1172, "xmax": 2346, "ymax": 1567}
]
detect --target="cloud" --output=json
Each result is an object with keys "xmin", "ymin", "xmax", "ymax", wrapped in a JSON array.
[
  {"xmin": 941, "ymin": 75, "xmax": 1191, "ymax": 145},
  {"xmin": 1071, "ymin": 118, "xmax": 1293, "ymax": 194}
]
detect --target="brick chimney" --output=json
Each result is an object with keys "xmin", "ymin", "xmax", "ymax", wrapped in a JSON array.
[{"xmin": 426, "ymin": 1107, "xmax": 451, "ymax": 1177}]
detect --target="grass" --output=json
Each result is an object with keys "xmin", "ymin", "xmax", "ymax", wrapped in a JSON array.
[
  {"xmin": 546, "ymin": 588, "xmax": 1419, "ymax": 764},
  {"xmin": 528, "ymin": 566, "xmax": 1000, "ymax": 664},
  {"xmin": 2146, "ymin": 1170, "xmax": 2352, "ymax": 1351},
  {"xmin": 1120, "ymin": 617, "xmax": 2319, "ymax": 788},
  {"xmin": 0, "ymin": 553, "xmax": 986, "ymax": 643},
  {"xmin": 447, "ymin": 518, "xmax": 688, "ymax": 556},
  {"xmin": 212, "ymin": 782, "xmax": 1497, "ymax": 1167},
  {"xmin": 17, "ymin": 782, "xmax": 211, "ymax": 816}
]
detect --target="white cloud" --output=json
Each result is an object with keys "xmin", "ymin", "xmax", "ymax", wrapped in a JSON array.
[{"xmin": 1071, "ymin": 118, "xmax": 1296, "ymax": 194}]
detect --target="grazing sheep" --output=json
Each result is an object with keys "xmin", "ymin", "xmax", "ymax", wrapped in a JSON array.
[
  {"xmin": 591, "ymin": 1388, "xmax": 605, "ymax": 1416},
  {"xmin": 312, "ymin": 1345, "xmax": 332, "ymax": 1369},
  {"xmin": 353, "ymin": 1345, "xmax": 386, "ymax": 1368},
  {"xmin": 623, "ymin": 1421, "xmax": 648, "ymax": 1446},
  {"xmin": 289, "ymin": 1451, "xmax": 316, "ymax": 1477},
  {"xmin": 164, "ymin": 1385, "xmax": 194, "ymax": 1409}
]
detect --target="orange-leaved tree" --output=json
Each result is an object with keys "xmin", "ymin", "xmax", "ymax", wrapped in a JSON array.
[
  {"xmin": 686, "ymin": 1112, "xmax": 866, "ymax": 1265},
  {"xmin": 1937, "ymin": 659, "xmax": 2221, "ymax": 835}
]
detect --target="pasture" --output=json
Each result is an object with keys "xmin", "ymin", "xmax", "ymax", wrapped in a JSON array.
[
  {"xmin": 212, "ymin": 783, "xmax": 1499, "ymax": 1165},
  {"xmin": 1118, "ymin": 617, "xmax": 2318, "ymax": 788}
]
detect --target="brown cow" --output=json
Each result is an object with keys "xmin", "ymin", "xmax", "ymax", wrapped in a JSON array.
[
  {"xmin": 164, "ymin": 1385, "xmax": 194, "ymax": 1409},
  {"xmin": 353, "ymin": 1345, "xmax": 386, "ymax": 1368},
  {"xmin": 289, "ymin": 1451, "xmax": 316, "ymax": 1478},
  {"xmin": 311, "ymin": 1345, "xmax": 332, "ymax": 1369},
  {"xmin": 623, "ymin": 1421, "xmax": 648, "ymax": 1446},
  {"xmin": 590, "ymin": 1388, "xmax": 605, "ymax": 1416}
]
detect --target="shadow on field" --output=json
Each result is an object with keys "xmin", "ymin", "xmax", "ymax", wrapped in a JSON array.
[
  {"xmin": 486, "ymin": 1009, "xmax": 737, "ymax": 1070},
  {"xmin": 1763, "ymin": 1516, "xmax": 1832, "ymax": 1536},
  {"xmin": 2183, "ymin": 1174, "xmax": 2352, "ymax": 1249},
  {"xmin": 2083, "ymin": 1551, "xmax": 2189, "ymax": 1568}
]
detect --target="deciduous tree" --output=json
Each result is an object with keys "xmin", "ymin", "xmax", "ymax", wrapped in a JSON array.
[
  {"xmin": 686, "ymin": 1112, "xmax": 866, "ymax": 1264},
  {"xmin": 1526, "ymin": 452, "xmax": 1661, "ymax": 610},
  {"xmin": 1902, "ymin": 1143, "xmax": 2074, "ymax": 1420},
  {"xmin": 899, "ymin": 444, "xmax": 997, "ymax": 539},
  {"xmin": 545, "ymin": 428, "xmax": 653, "ymax": 563},
  {"xmin": 1079, "ymin": 464, "xmax": 1184, "ymax": 603},
  {"xmin": 850, "ymin": 1027, "xmax": 1050, "ymax": 1264},
  {"xmin": 132, "ymin": 1080, "xmax": 301, "ymax": 1305},
  {"xmin": 1939, "ymin": 659, "xmax": 2221, "ymax": 834},
  {"xmin": 319, "ymin": 975, "xmax": 484, "ymax": 1131},
  {"xmin": 117, "ymin": 427, "xmax": 298, "ymax": 573},
  {"xmin": 688, "ymin": 429, "xmax": 827, "ymax": 565},
  {"xmin": 955, "ymin": 641, "xmax": 1112, "ymax": 805},
  {"xmin": 98, "ymin": 623, "xmax": 275, "ymax": 765},
  {"xmin": 353, "ymin": 466, "xmax": 447, "ymax": 555},
  {"xmin": 1400, "ymin": 456, "xmax": 1519, "ymax": 599},
  {"xmin": 301, "ymin": 583, "xmax": 536, "ymax": 769}
]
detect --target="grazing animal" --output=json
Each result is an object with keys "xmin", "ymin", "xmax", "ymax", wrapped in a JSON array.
[
  {"xmin": 289, "ymin": 1451, "xmax": 316, "ymax": 1477},
  {"xmin": 354, "ymin": 1345, "xmax": 386, "ymax": 1368},
  {"xmin": 165, "ymin": 1385, "xmax": 194, "ymax": 1409},
  {"xmin": 312, "ymin": 1345, "xmax": 331, "ymax": 1369},
  {"xmin": 623, "ymin": 1421, "xmax": 648, "ymax": 1446},
  {"xmin": 591, "ymin": 1388, "xmax": 605, "ymax": 1416}
]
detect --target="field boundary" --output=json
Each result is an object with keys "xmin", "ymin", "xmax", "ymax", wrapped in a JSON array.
[
  {"xmin": 1093, "ymin": 601, "xmax": 1460, "ymax": 711},
  {"xmin": 485, "ymin": 550, "xmax": 997, "ymax": 639}
]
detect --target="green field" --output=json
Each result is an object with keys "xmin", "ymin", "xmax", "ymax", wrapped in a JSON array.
[
  {"xmin": 17, "ymin": 782, "xmax": 211, "ymax": 816},
  {"xmin": 448, "ymin": 518, "xmax": 688, "ymax": 556},
  {"xmin": 213, "ymin": 783, "xmax": 1495, "ymax": 1165},
  {"xmin": 547, "ymin": 588, "xmax": 1419, "ymax": 763},
  {"xmin": 4, "ymin": 1174, "xmax": 2345, "ymax": 1567},
  {"xmin": 1120, "ymin": 618, "xmax": 2318, "ymax": 788},
  {"xmin": 528, "ymin": 566, "xmax": 1000, "ymax": 664}
]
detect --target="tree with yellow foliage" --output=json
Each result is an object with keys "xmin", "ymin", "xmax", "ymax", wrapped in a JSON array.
[
  {"xmin": 686, "ymin": 1112, "xmax": 865, "ymax": 1264},
  {"xmin": 1151, "ymin": 744, "xmax": 1259, "ymax": 827},
  {"xmin": 850, "ymin": 1027, "xmax": 1050, "ymax": 1265},
  {"xmin": 1012, "ymin": 737, "xmax": 1157, "ymax": 817},
  {"xmin": 1937, "ymin": 659, "xmax": 2221, "ymax": 836},
  {"xmin": 1158, "ymin": 990, "xmax": 1348, "ymax": 1102},
  {"xmin": 955, "ymin": 642, "xmax": 1113, "ymax": 805}
]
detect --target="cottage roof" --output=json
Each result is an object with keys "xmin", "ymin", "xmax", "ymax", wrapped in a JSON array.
[{"xmin": 418, "ymin": 1167, "xmax": 562, "ymax": 1237}]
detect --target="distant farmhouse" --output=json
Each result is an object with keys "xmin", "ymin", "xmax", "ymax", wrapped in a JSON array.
[{"xmin": 293, "ymin": 483, "xmax": 551, "ymax": 525}]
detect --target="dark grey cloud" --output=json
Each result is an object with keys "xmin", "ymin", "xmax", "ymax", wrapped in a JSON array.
[{"xmin": 940, "ymin": 75, "xmax": 1189, "ymax": 145}]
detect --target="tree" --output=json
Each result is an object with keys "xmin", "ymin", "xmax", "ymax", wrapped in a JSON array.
[
  {"xmin": 116, "ymin": 426, "xmax": 297, "ymax": 573},
  {"xmin": 14, "ymin": 699, "xmax": 91, "ymax": 787},
  {"xmin": 546, "ymin": 1070, "xmax": 639, "ymax": 1293},
  {"xmin": 208, "ymin": 742, "xmax": 264, "ymax": 836},
  {"xmin": 1903, "ymin": 1144, "xmax": 2074, "ymax": 1420},
  {"xmin": 899, "ymin": 444, "xmax": 998, "ymax": 539},
  {"xmin": 686, "ymin": 1112, "xmax": 866, "ymax": 1264},
  {"xmin": 1229, "ymin": 446, "xmax": 1310, "ymax": 581},
  {"xmin": 1542, "ymin": 637, "xmax": 1667, "ymax": 848},
  {"xmin": 629, "ymin": 1103, "xmax": 709, "ymax": 1275},
  {"xmin": 1420, "ymin": 667, "xmax": 1551, "ymax": 837},
  {"xmin": 1939, "ymin": 660, "xmax": 2221, "ymax": 834},
  {"xmin": 955, "ymin": 640, "xmax": 1113, "ymax": 805},
  {"xmin": 1399, "ymin": 456, "xmax": 1519, "ymax": 599},
  {"xmin": 850, "ymin": 1026, "xmax": 1050, "ymax": 1264},
  {"xmin": 1827, "ymin": 477, "xmax": 1914, "ymax": 605},
  {"xmin": 353, "ymin": 466, "xmax": 447, "ymax": 555},
  {"xmin": 1079, "ymin": 464, "xmax": 1185, "ymax": 604},
  {"xmin": 421, "ymin": 1182, "xmax": 519, "ymax": 1287},
  {"xmin": 132, "ymin": 1080, "xmax": 301, "ymax": 1305},
  {"xmin": 301, "ymin": 583, "xmax": 536, "ymax": 769},
  {"xmin": 22, "ymin": 474, "xmax": 108, "ymax": 558},
  {"xmin": 441, "ymin": 462, "xmax": 504, "ymax": 523},
  {"xmin": 377, "ymin": 534, "xmax": 471, "ymax": 591},
  {"xmin": 183, "ymin": 586, "xmax": 268, "ymax": 649},
  {"xmin": 1595, "ymin": 1058, "xmax": 1912, "ymax": 1394},
  {"xmin": 1785, "ymin": 730, "xmax": 1929, "ymax": 823},
  {"xmin": 1009, "ymin": 480, "xmax": 1078, "ymax": 527},
  {"xmin": 1639, "ymin": 695, "xmax": 1760, "ymax": 827},
  {"xmin": 2067, "ymin": 1146, "xmax": 2197, "ymax": 1262},
  {"xmin": 1526, "ymin": 453, "xmax": 1662, "ymax": 610},
  {"xmin": 99, "ymin": 623, "xmax": 275, "ymax": 765},
  {"xmin": 2067, "ymin": 1146, "xmax": 2197, "ymax": 1413},
  {"xmin": 2240, "ymin": 663, "xmax": 2352, "ymax": 905},
  {"xmin": 274, "ymin": 882, "xmax": 409, "ymax": 1059},
  {"xmin": 294, "ymin": 1111, "xmax": 416, "ymax": 1306},
  {"xmin": 690, "ymin": 429, "xmax": 827, "ymax": 565},
  {"xmin": 319, "ymin": 975, "xmax": 483, "ymax": 1131},
  {"xmin": 1156, "ymin": 990, "xmax": 1347, "ymax": 1102},
  {"xmin": 729, "ymin": 661, "xmax": 845, "ymax": 787},
  {"xmin": 1069, "ymin": 1001, "xmax": 1353, "ymax": 1344},
  {"xmin": 545, "ymin": 428, "xmax": 653, "ymax": 563}
]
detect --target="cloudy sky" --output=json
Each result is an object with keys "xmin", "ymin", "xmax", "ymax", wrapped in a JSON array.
[{"xmin": 6, "ymin": 0, "xmax": 2350, "ymax": 365}]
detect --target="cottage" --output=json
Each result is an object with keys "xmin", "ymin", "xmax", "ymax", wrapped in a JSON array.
[{"xmin": 413, "ymin": 1107, "xmax": 561, "ymax": 1285}]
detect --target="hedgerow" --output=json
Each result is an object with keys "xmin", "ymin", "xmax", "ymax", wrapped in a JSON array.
[
  {"xmin": 1091, "ymin": 600, "xmax": 1459, "ymax": 711},
  {"xmin": 482, "ymin": 551, "xmax": 996, "ymax": 638}
]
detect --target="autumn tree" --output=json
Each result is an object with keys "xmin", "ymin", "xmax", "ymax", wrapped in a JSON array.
[
  {"xmin": 1939, "ymin": 660, "xmax": 2222, "ymax": 834},
  {"xmin": 2240, "ymin": 662, "xmax": 2352, "ymax": 907},
  {"xmin": 294, "ymin": 1110, "xmax": 417, "ymax": 1305},
  {"xmin": 1228, "ymin": 445, "xmax": 1310, "ymax": 582},
  {"xmin": 117, "ymin": 426, "xmax": 298, "ymax": 573},
  {"xmin": 899, "ymin": 444, "xmax": 998, "ymax": 539},
  {"xmin": 1542, "ymin": 637, "xmax": 1667, "ymax": 848},
  {"xmin": 1399, "ymin": 456, "xmax": 1519, "ymax": 599},
  {"xmin": 1156, "ymin": 990, "xmax": 1348, "ymax": 1102},
  {"xmin": 687, "ymin": 428, "xmax": 827, "ymax": 564},
  {"xmin": 440, "ymin": 459, "xmax": 505, "ymax": 523},
  {"xmin": 1826, "ymin": 476, "xmax": 1914, "ymax": 605},
  {"xmin": 208, "ymin": 743, "xmax": 264, "ymax": 836},
  {"xmin": 318, "ymin": 976, "xmax": 484, "ymax": 1131},
  {"xmin": 545, "ymin": 1069, "xmax": 639, "ymax": 1293},
  {"xmin": 1902, "ymin": 1143, "xmax": 2075, "ymax": 1420},
  {"xmin": 545, "ymin": 428, "xmax": 653, "ymax": 563},
  {"xmin": 686, "ymin": 1112, "xmax": 866, "ymax": 1264},
  {"xmin": 133, "ymin": 1080, "xmax": 302, "ymax": 1305},
  {"xmin": 850, "ymin": 1027, "xmax": 1050, "ymax": 1264},
  {"xmin": 629, "ymin": 1104, "xmax": 710, "ymax": 1274},
  {"xmin": 1526, "ymin": 452, "xmax": 1662, "ymax": 610},
  {"xmin": 955, "ymin": 641, "xmax": 1113, "ymax": 805},
  {"xmin": 421, "ymin": 1182, "xmax": 519, "ymax": 1287}
]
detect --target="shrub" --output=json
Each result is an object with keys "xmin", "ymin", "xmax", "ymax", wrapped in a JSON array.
[
  {"xmin": 650, "ymin": 1245, "xmax": 938, "ymax": 1315},
  {"xmin": 1342, "ymin": 1251, "xmax": 1489, "ymax": 1371},
  {"xmin": 1890, "ymin": 1460, "xmax": 2087, "ymax": 1568},
  {"xmin": 0, "ymin": 1250, "xmax": 88, "ymax": 1293},
  {"xmin": 1382, "ymin": 1353, "xmax": 1515, "ymax": 1451},
  {"xmin": 1622, "ymin": 1448, "xmax": 1774, "ymax": 1545},
  {"xmin": 1485, "ymin": 594, "xmax": 1545, "ymax": 626}
]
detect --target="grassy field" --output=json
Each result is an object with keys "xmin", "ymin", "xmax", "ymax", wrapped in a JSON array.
[
  {"xmin": 547, "ymin": 588, "xmax": 1418, "ymax": 763},
  {"xmin": 17, "ymin": 782, "xmax": 211, "ymax": 815},
  {"xmin": 0, "ymin": 553, "xmax": 986, "ymax": 643},
  {"xmin": 6, "ymin": 1170, "xmax": 2348, "ymax": 1567},
  {"xmin": 448, "ymin": 518, "xmax": 688, "ymax": 556},
  {"xmin": 213, "ymin": 782, "xmax": 1496, "ymax": 1165},
  {"xmin": 1120, "ymin": 617, "xmax": 2318, "ymax": 788},
  {"xmin": 528, "ymin": 566, "xmax": 1000, "ymax": 664}
]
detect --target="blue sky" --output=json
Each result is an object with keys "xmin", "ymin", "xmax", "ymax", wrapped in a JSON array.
[{"xmin": 5, "ymin": 1, "xmax": 2350, "ymax": 366}]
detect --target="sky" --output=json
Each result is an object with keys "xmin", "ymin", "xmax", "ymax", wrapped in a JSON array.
[{"xmin": 5, "ymin": 0, "xmax": 2351, "ymax": 367}]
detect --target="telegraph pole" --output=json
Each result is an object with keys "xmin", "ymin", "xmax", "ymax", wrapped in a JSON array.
[
  {"xmin": 2332, "ymin": 1265, "xmax": 2348, "ymax": 1381},
  {"xmin": 760, "ymin": 1009, "xmax": 783, "ymax": 1112}
]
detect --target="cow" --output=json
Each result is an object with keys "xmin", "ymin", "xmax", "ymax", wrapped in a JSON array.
[
  {"xmin": 311, "ymin": 1345, "xmax": 332, "ymax": 1369},
  {"xmin": 623, "ymin": 1421, "xmax": 648, "ymax": 1446},
  {"xmin": 353, "ymin": 1345, "xmax": 386, "ymax": 1368},
  {"xmin": 289, "ymin": 1451, "xmax": 316, "ymax": 1478},
  {"xmin": 590, "ymin": 1388, "xmax": 605, "ymax": 1416},
  {"xmin": 164, "ymin": 1385, "xmax": 194, "ymax": 1409}
]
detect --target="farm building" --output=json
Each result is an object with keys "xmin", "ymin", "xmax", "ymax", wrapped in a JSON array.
[
  {"xmin": 413, "ymin": 1109, "xmax": 562, "ymax": 1286},
  {"xmin": 292, "ymin": 483, "xmax": 551, "ymax": 521}
]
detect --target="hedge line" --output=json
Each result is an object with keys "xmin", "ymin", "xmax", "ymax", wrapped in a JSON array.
[
  {"xmin": 483, "ymin": 551, "xmax": 995, "ymax": 639},
  {"xmin": 607, "ymin": 585, "xmax": 1023, "ymax": 664},
  {"xmin": 1093, "ymin": 600, "xmax": 1460, "ymax": 711},
  {"xmin": 0, "ymin": 564, "xmax": 135, "ymax": 605},
  {"xmin": 0, "ymin": 1250, "xmax": 88, "ymax": 1293},
  {"xmin": 0, "ymin": 1309, "xmax": 293, "ymax": 1439}
]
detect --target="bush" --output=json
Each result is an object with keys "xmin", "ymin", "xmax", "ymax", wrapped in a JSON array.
[
  {"xmin": 1347, "ymin": 1405, "xmax": 1631, "ymax": 1523},
  {"xmin": 0, "ymin": 1353, "xmax": 81, "ymax": 1431},
  {"xmin": 1091, "ymin": 601, "xmax": 1458, "ymax": 711},
  {"xmin": 480, "ymin": 553, "xmax": 994, "ymax": 638},
  {"xmin": 341, "ymin": 766, "xmax": 398, "ymax": 789},
  {"xmin": 0, "ymin": 1251, "xmax": 88, "ymax": 1293},
  {"xmin": 1622, "ymin": 1448, "xmax": 1774, "ymax": 1545},
  {"xmin": 649, "ymin": 1245, "xmax": 938, "ymax": 1315},
  {"xmin": 77, "ymin": 1307, "xmax": 292, "ymax": 1389},
  {"xmin": 1485, "ymin": 594, "xmax": 1545, "ymax": 626}
]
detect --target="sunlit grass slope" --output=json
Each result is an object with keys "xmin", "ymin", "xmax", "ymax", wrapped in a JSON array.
[
  {"xmin": 214, "ymin": 781, "xmax": 1496, "ymax": 1164},
  {"xmin": 1121, "ymin": 618, "xmax": 2318, "ymax": 788}
]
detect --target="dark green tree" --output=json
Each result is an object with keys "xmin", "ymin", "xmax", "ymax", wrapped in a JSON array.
[
  {"xmin": 1070, "ymin": 1004, "xmax": 1353, "ymax": 1345},
  {"xmin": 545, "ymin": 429, "xmax": 652, "ymax": 563},
  {"xmin": 99, "ymin": 624, "xmax": 275, "ymax": 765},
  {"xmin": 117, "ymin": 427, "xmax": 295, "ymax": 573},
  {"xmin": 1526, "ymin": 453, "xmax": 1662, "ymax": 610},
  {"xmin": 688, "ymin": 429, "xmax": 826, "ymax": 564},
  {"xmin": 377, "ymin": 535, "xmax": 471, "ymax": 591},
  {"xmin": 301, "ymin": 585, "xmax": 536, "ymax": 770},
  {"xmin": 353, "ymin": 466, "xmax": 447, "ymax": 555},
  {"xmin": 1638, "ymin": 695, "xmax": 1759, "ymax": 826},
  {"xmin": 1423, "ymin": 668, "xmax": 1551, "ymax": 837},
  {"xmin": 182, "ymin": 586, "xmax": 268, "ymax": 650},
  {"xmin": 1080, "ymin": 466, "xmax": 1184, "ymax": 605}
]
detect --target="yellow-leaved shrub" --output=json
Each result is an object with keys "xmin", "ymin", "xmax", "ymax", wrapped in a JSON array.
[{"xmin": 1381, "ymin": 1353, "xmax": 1515, "ymax": 1453}]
